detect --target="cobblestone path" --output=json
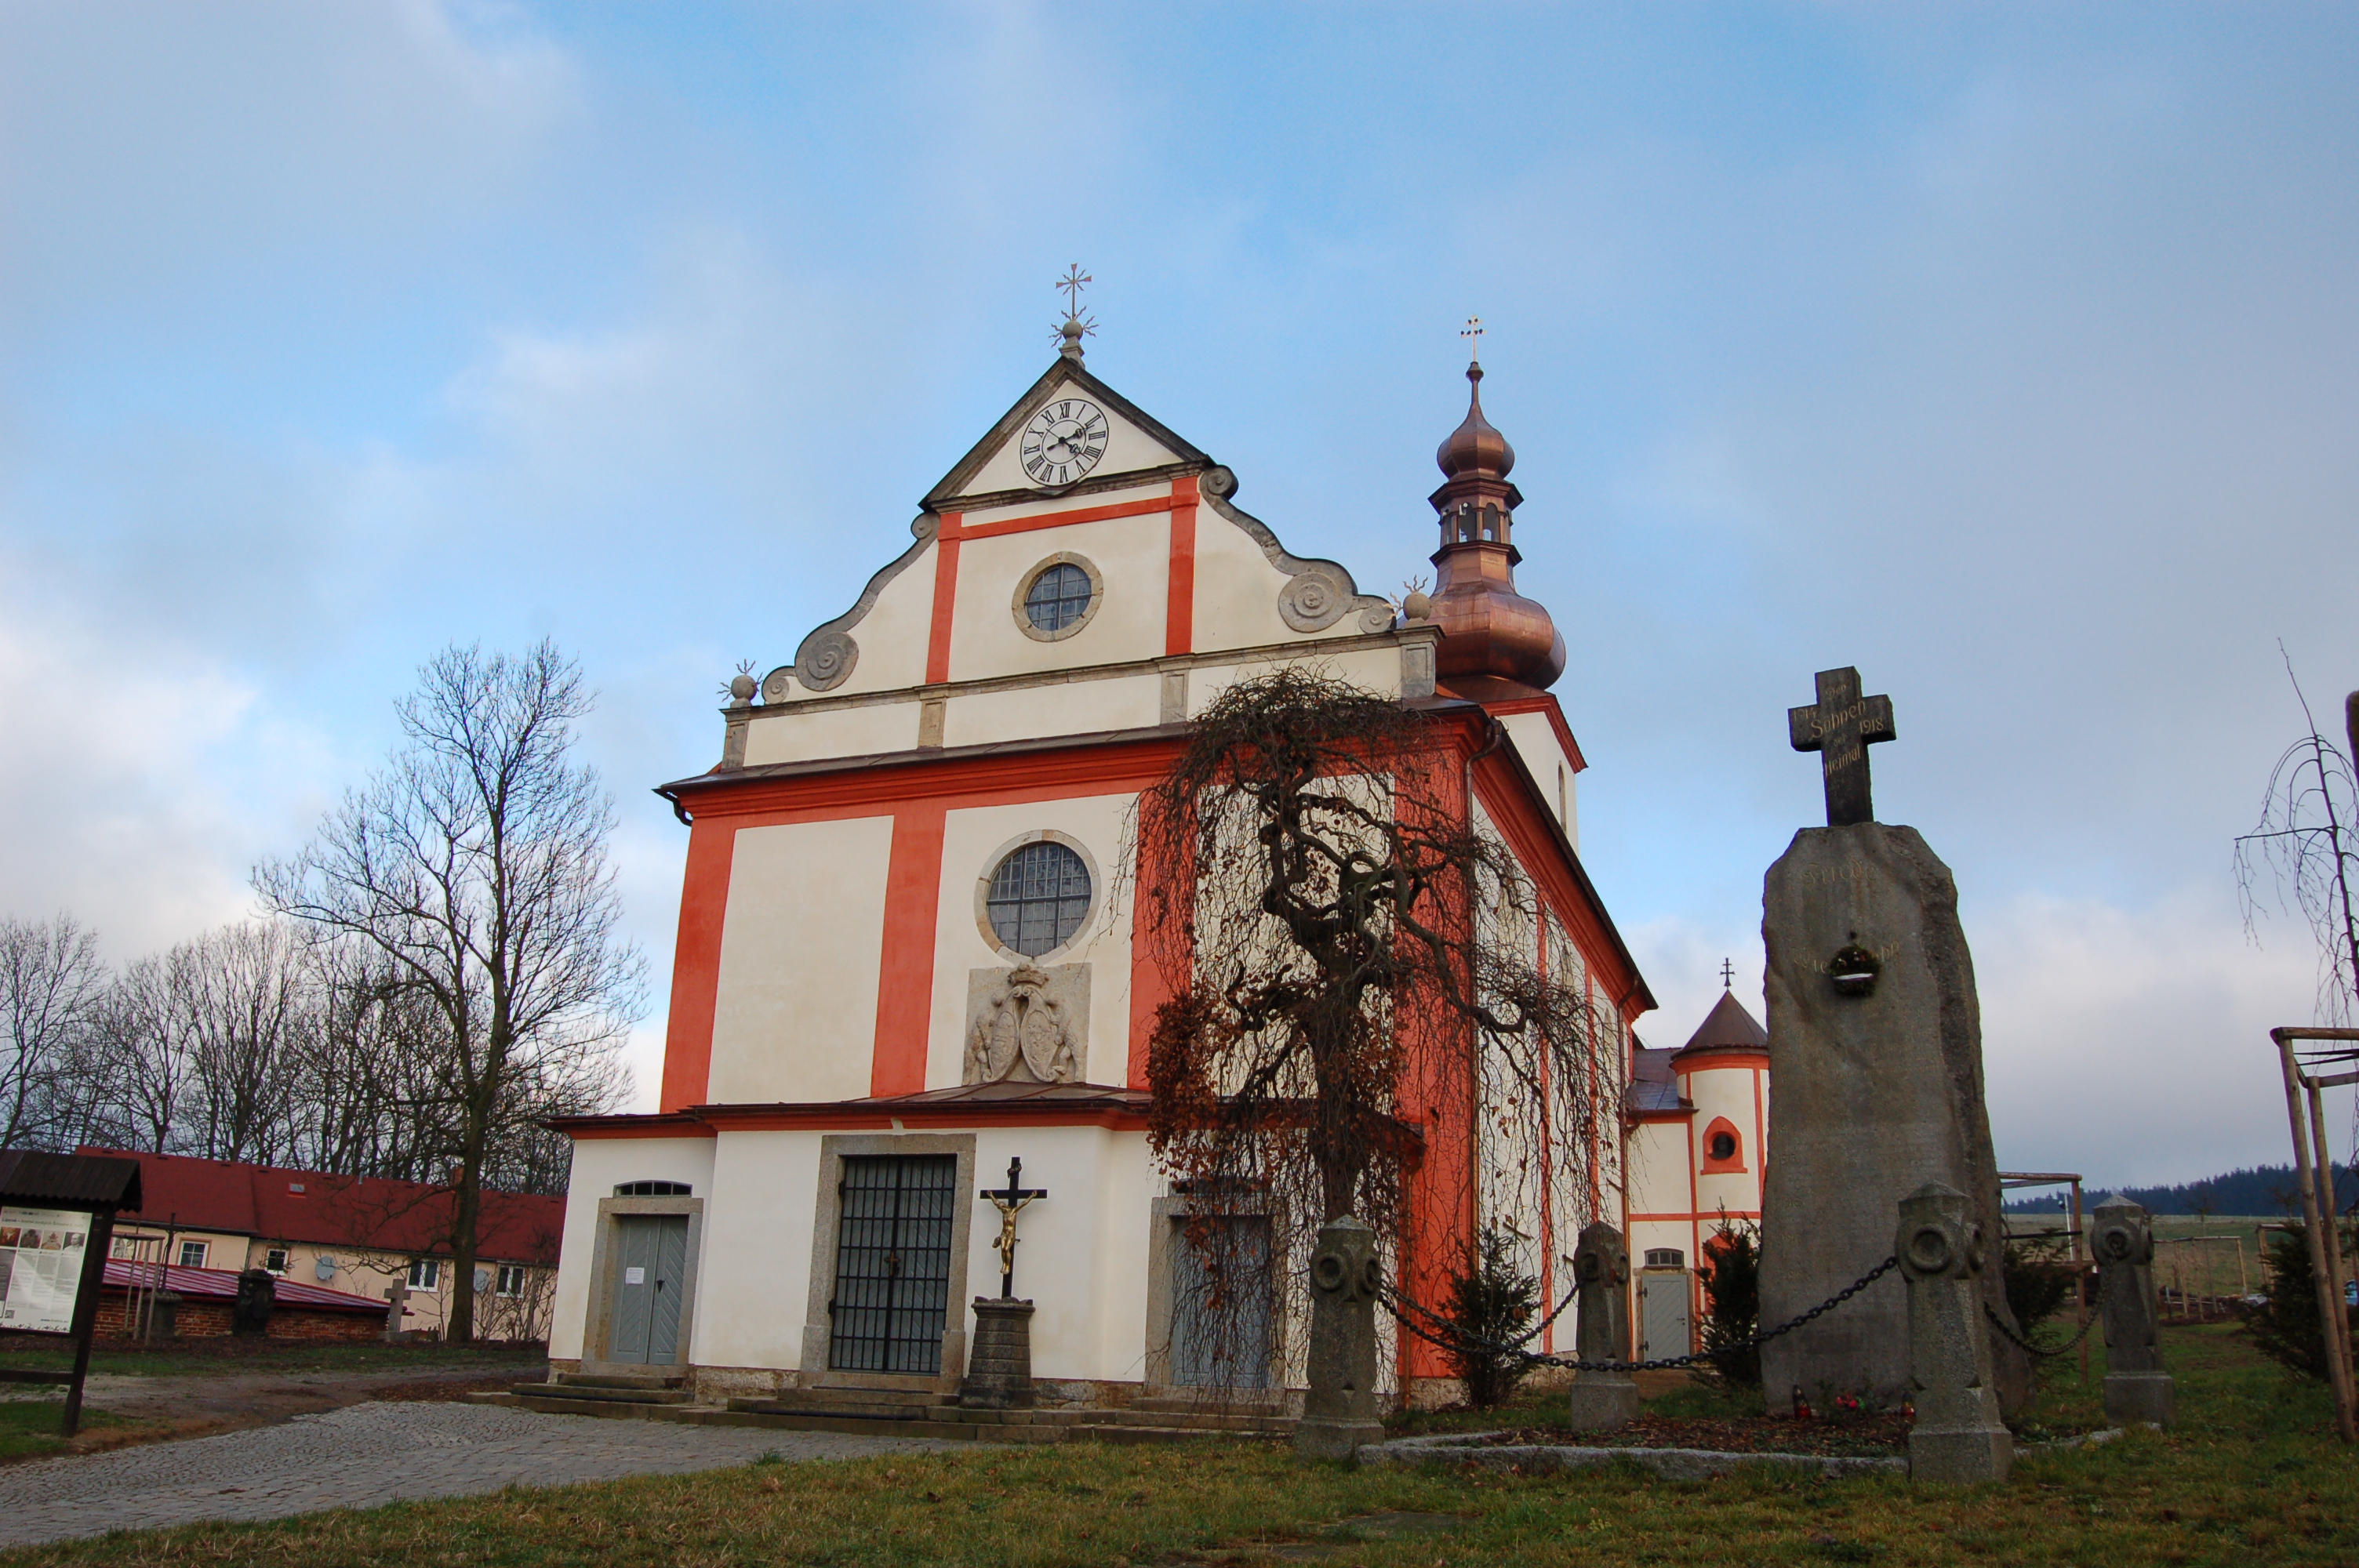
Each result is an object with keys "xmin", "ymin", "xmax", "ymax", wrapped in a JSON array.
[{"xmin": 0, "ymin": 1402, "xmax": 953, "ymax": 1548}]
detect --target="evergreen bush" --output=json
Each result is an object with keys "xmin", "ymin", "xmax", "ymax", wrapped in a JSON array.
[
  {"xmin": 2246, "ymin": 1221, "xmax": 2359, "ymax": 1382},
  {"xmin": 1440, "ymin": 1229, "xmax": 1539, "ymax": 1408},
  {"xmin": 1697, "ymin": 1216, "xmax": 1761, "ymax": 1389}
]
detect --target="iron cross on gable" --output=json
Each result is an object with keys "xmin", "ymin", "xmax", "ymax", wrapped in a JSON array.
[
  {"xmin": 1788, "ymin": 666, "xmax": 1896, "ymax": 828},
  {"xmin": 980, "ymin": 1156, "xmax": 1048, "ymax": 1300}
]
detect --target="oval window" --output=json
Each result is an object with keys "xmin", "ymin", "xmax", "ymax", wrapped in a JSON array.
[
  {"xmin": 1023, "ymin": 562, "xmax": 1094, "ymax": 634},
  {"xmin": 985, "ymin": 840, "xmax": 1092, "ymax": 956},
  {"xmin": 1707, "ymin": 1131, "xmax": 1738, "ymax": 1163}
]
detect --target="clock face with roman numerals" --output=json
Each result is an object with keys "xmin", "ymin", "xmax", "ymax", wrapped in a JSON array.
[{"xmin": 1020, "ymin": 398, "xmax": 1110, "ymax": 486}]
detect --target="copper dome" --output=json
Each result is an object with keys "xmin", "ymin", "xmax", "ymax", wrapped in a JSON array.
[{"xmin": 1436, "ymin": 364, "xmax": 1514, "ymax": 481}]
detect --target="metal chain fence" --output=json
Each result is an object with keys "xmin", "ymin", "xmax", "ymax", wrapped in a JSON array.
[
  {"xmin": 1983, "ymin": 1266, "xmax": 2106, "ymax": 1359},
  {"xmin": 1379, "ymin": 1254, "xmax": 1901, "ymax": 1375}
]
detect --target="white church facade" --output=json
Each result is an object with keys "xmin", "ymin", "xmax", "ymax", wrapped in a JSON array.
[{"xmin": 545, "ymin": 319, "xmax": 1762, "ymax": 1406}]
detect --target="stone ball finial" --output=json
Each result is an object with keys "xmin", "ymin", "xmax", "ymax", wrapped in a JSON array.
[
  {"xmin": 729, "ymin": 673, "xmax": 758, "ymax": 702},
  {"xmin": 1401, "ymin": 588, "xmax": 1432, "ymax": 622}
]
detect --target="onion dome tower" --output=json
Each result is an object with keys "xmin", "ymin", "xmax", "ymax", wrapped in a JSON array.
[{"xmin": 1425, "ymin": 346, "xmax": 1566, "ymax": 691}]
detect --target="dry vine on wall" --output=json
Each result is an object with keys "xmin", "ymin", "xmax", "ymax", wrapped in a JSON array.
[{"xmin": 1128, "ymin": 668, "xmax": 1622, "ymax": 1385}]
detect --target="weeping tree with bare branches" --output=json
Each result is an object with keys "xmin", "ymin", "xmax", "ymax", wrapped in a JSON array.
[
  {"xmin": 2235, "ymin": 674, "xmax": 2359, "ymax": 1029},
  {"xmin": 258, "ymin": 641, "xmax": 644, "ymax": 1341},
  {"xmin": 1132, "ymin": 668, "xmax": 1619, "ymax": 1381}
]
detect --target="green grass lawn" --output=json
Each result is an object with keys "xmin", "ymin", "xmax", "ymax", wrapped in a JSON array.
[
  {"xmin": 0, "ymin": 1401, "xmax": 158, "ymax": 1463},
  {"xmin": 2, "ymin": 1322, "xmax": 2354, "ymax": 1566},
  {"xmin": 0, "ymin": 1339, "xmax": 545, "ymax": 1380}
]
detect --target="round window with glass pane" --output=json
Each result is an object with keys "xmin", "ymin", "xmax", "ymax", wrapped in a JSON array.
[
  {"xmin": 1012, "ymin": 554, "xmax": 1103, "ymax": 642},
  {"xmin": 984, "ymin": 840, "xmax": 1092, "ymax": 956}
]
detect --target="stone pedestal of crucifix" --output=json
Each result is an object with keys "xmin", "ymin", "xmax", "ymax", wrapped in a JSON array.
[
  {"xmin": 961, "ymin": 1157, "xmax": 1047, "ymax": 1410},
  {"xmin": 1563, "ymin": 1221, "xmax": 1640, "ymax": 1432},
  {"xmin": 2090, "ymin": 1195, "xmax": 2174, "ymax": 1428},
  {"xmin": 1757, "ymin": 667, "xmax": 2028, "ymax": 1416},
  {"xmin": 1293, "ymin": 1218, "xmax": 1386, "ymax": 1461},
  {"xmin": 1897, "ymin": 1183, "xmax": 2014, "ymax": 1483}
]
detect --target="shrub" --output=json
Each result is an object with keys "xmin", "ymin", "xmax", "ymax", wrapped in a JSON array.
[
  {"xmin": 1440, "ymin": 1229, "xmax": 1539, "ymax": 1408},
  {"xmin": 2246, "ymin": 1221, "xmax": 2359, "ymax": 1382},
  {"xmin": 2003, "ymin": 1236, "xmax": 2079, "ymax": 1337},
  {"xmin": 1697, "ymin": 1217, "xmax": 1761, "ymax": 1389}
]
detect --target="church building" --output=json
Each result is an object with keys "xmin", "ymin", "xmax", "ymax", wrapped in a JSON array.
[
  {"xmin": 1625, "ymin": 981, "xmax": 1772, "ymax": 1363},
  {"xmin": 547, "ymin": 309, "xmax": 1668, "ymax": 1409}
]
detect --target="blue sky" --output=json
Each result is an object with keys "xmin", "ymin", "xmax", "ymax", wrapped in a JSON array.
[{"xmin": 3, "ymin": 2, "xmax": 2355, "ymax": 1185}]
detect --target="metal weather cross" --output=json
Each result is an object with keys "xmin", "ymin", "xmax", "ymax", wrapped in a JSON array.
[
  {"xmin": 1788, "ymin": 666, "xmax": 1897, "ymax": 828},
  {"xmin": 1053, "ymin": 265, "xmax": 1096, "ymax": 358},
  {"xmin": 980, "ymin": 1156, "xmax": 1048, "ymax": 1299},
  {"xmin": 1460, "ymin": 314, "xmax": 1484, "ymax": 364}
]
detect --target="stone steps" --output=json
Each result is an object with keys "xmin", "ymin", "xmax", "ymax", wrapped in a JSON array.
[{"xmin": 511, "ymin": 1382, "xmax": 692, "ymax": 1406}]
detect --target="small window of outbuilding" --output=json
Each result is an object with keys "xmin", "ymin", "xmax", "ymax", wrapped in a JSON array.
[
  {"xmin": 264, "ymin": 1247, "xmax": 290, "ymax": 1274},
  {"xmin": 177, "ymin": 1241, "xmax": 209, "ymax": 1269}
]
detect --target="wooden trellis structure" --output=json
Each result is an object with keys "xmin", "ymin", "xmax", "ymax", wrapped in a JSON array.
[{"xmin": 2270, "ymin": 1025, "xmax": 2359, "ymax": 1443}]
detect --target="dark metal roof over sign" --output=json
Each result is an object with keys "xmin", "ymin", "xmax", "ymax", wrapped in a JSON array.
[{"xmin": 0, "ymin": 1150, "xmax": 142, "ymax": 1213}]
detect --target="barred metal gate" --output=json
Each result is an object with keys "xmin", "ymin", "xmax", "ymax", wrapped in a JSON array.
[{"xmin": 827, "ymin": 1155, "xmax": 958, "ymax": 1374}]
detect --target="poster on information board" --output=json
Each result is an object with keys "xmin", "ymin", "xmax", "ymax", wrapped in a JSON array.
[{"xmin": 0, "ymin": 1207, "xmax": 93, "ymax": 1335}]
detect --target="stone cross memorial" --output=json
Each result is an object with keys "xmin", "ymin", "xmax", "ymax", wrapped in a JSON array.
[
  {"xmin": 1757, "ymin": 667, "xmax": 2029, "ymax": 1415},
  {"xmin": 961, "ymin": 1157, "xmax": 1049, "ymax": 1410},
  {"xmin": 2090, "ymin": 1195, "xmax": 2174, "ymax": 1428},
  {"xmin": 1563, "ymin": 1221, "xmax": 1640, "ymax": 1432}
]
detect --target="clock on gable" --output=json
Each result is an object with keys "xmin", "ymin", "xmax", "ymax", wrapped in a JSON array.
[{"xmin": 1020, "ymin": 397, "xmax": 1110, "ymax": 487}]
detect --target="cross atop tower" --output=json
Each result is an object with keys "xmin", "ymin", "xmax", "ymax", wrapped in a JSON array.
[
  {"xmin": 1052, "ymin": 265, "xmax": 1096, "ymax": 361},
  {"xmin": 1721, "ymin": 956, "xmax": 1735, "ymax": 989},
  {"xmin": 1460, "ymin": 314, "xmax": 1484, "ymax": 365},
  {"xmin": 1788, "ymin": 666, "xmax": 1896, "ymax": 828}
]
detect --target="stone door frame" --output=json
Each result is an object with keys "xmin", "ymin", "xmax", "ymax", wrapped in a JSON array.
[
  {"xmin": 578, "ymin": 1194, "xmax": 705, "ymax": 1378},
  {"xmin": 798, "ymin": 1132, "xmax": 977, "ymax": 1393},
  {"xmin": 1142, "ymin": 1193, "xmax": 1290, "ymax": 1398}
]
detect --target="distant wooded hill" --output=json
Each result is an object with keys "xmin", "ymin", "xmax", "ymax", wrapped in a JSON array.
[{"xmin": 2001, "ymin": 1164, "xmax": 2358, "ymax": 1218}]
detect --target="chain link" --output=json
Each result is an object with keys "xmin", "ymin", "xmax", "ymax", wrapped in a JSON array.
[
  {"xmin": 1983, "ymin": 1266, "xmax": 2105, "ymax": 1359},
  {"xmin": 1380, "ymin": 1254, "xmax": 1900, "ymax": 1375}
]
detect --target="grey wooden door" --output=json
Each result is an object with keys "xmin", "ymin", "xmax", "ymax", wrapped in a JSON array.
[
  {"xmin": 608, "ymin": 1215, "xmax": 689, "ymax": 1365},
  {"xmin": 1171, "ymin": 1216, "xmax": 1274, "ymax": 1388},
  {"xmin": 1638, "ymin": 1269, "xmax": 1691, "ymax": 1361}
]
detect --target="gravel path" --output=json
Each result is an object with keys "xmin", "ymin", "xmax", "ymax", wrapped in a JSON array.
[{"xmin": 0, "ymin": 1402, "xmax": 952, "ymax": 1548}]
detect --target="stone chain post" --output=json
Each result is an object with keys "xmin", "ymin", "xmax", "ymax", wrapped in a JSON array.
[
  {"xmin": 1896, "ymin": 1182, "xmax": 2012, "ymax": 1483},
  {"xmin": 1564, "ymin": 1220, "xmax": 1641, "ymax": 1431},
  {"xmin": 2089, "ymin": 1195, "xmax": 2173, "ymax": 1427},
  {"xmin": 1294, "ymin": 1217, "xmax": 1385, "ymax": 1460}
]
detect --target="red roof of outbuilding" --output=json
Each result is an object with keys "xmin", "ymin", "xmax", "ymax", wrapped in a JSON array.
[{"xmin": 76, "ymin": 1150, "xmax": 562, "ymax": 1265}]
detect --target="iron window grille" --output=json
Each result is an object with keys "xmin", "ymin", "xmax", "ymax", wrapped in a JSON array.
[
  {"xmin": 827, "ymin": 1155, "xmax": 958, "ymax": 1374},
  {"xmin": 1023, "ymin": 562, "xmax": 1094, "ymax": 633},
  {"xmin": 985, "ymin": 840, "xmax": 1092, "ymax": 956}
]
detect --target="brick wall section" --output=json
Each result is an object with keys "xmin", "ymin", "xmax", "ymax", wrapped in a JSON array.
[{"xmin": 93, "ymin": 1290, "xmax": 381, "ymax": 1342}]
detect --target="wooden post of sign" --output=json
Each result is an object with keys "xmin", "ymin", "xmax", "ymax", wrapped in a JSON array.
[{"xmin": 58, "ymin": 1207, "xmax": 116, "ymax": 1439}]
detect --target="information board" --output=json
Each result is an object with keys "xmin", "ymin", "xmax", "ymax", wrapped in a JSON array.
[{"xmin": 0, "ymin": 1207, "xmax": 93, "ymax": 1334}]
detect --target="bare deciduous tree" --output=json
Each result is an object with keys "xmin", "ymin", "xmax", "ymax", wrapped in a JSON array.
[
  {"xmin": 1132, "ymin": 670, "xmax": 1617, "ymax": 1363},
  {"xmin": 258, "ymin": 641, "xmax": 644, "ymax": 1341},
  {"xmin": 0, "ymin": 913, "xmax": 107, "ymax": 1149},
  {"xmin": 2236, "ymin": 666, "xmax": 2359, "ymax": 1027}
]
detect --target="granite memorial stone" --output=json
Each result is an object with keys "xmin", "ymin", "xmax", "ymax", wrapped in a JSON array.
[
  {"xmin": 2090, "ymin": 1195, "xmax": 2174, "ymax": 1428},
  {"xmin": 1757, "ymin": 668, "xmax": 2029, "ymax": 1415},
  {"xmin": 1294, "ymin": 1217, "xmax": 1386, "ymax": 1460},
  {"xmin": 1563, "ymin": 1221, "xmax": 1641, "ymax": 1432},
  {"xmin": 1896, "ymin": 1182, "xmax": 2013, "ymax": 1483}
]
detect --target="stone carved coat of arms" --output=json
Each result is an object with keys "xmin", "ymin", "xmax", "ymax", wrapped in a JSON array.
[{"xmin": 964, "ymin": 964, "xmax": 1089, "ymax": 1084}]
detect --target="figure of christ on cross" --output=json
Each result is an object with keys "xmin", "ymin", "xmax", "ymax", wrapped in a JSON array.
[
  {"xmin": 980, "ymin": 1156, "xmax": 1048, "ymax": 1300},
  {"xmin": 1788, "ymin": 666, "xmax": 1896, "ymax": 828}
]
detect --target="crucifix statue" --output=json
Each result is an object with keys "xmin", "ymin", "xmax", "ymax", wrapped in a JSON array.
[
  {"xmin": 979, "ymin": 1156, "xmax": 1048, "ymax": 1299},
  {"xmin": 1788, "ymin": 666, "xmax": 1896, "ymax": 828}
]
